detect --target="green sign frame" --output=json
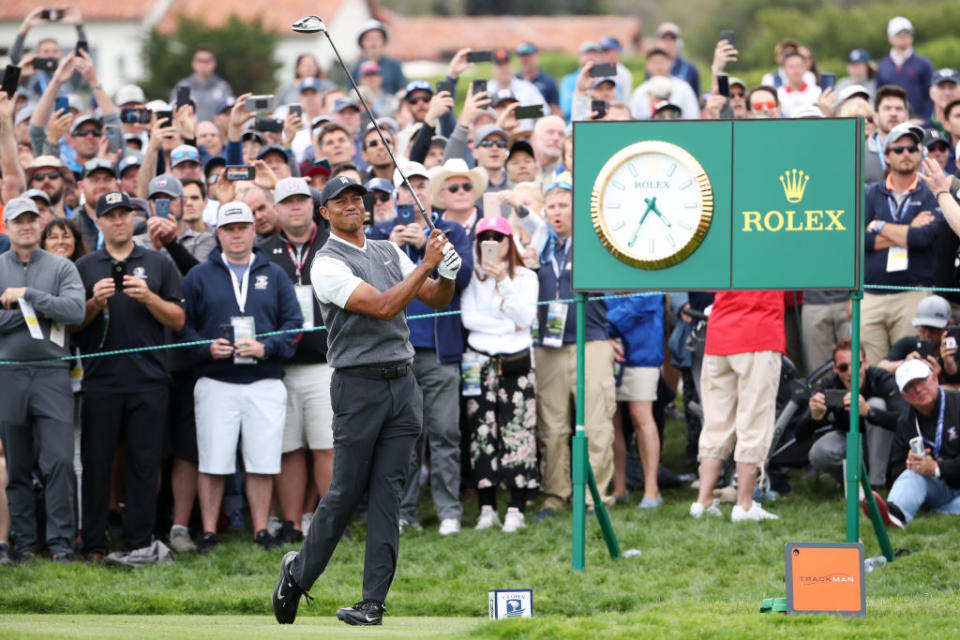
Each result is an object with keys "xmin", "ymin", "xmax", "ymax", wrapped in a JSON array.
[{"xmin": 572, "ymin": 118, "xmax": 863, "ymax": 292}]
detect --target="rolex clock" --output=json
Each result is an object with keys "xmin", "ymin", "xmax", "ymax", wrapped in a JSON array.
[{"xmin": 590, "ymin": 140, "xmax": 714, "ymax": 269}]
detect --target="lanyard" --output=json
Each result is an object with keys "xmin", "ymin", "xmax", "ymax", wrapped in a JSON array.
[
  {"xmin": 282, "ymin": 224, "xmax": 317, "ymax": 284},
  {"xmin": 887, "ymin": 194, "xmax": 910, "ymax": 223},
  {"xmin": 222, "ymin": 254, "xmax": 253, "ymax": 314},
  {"xmin": 915, "ymin": 389, "xmax": 945, "ymax": 458},
  {"xmin": 552, "ymin": 239, "xmax": 570, "ymax": 280},
  {"xmin": 874, "ymin": 134, "xmax": 887, "ymax": 171}
]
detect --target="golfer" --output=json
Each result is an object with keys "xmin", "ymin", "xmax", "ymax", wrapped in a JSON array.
[{"xmin": 272, "ymin": 176, "xmax": 461, "ymax": 626}]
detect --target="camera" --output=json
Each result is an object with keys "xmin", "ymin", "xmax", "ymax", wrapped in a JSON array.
[
  {"xmin": 823, "ymin": 389, "xmax": 846, "ymax": 410},
  {"xmin": 34, "ymin": 57, "xmax": 58, "ymax": 73},
  {"xmin": 245, "ymin": 95, "xmax": 275, "ymax": 112},
  {"xmin": 41, "ymin": 9, "xmax": 62, "ymax": 21}
]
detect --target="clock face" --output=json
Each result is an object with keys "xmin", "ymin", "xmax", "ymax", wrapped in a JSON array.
[{"xmin": 591, "ymin": 141, "xmax": 713, "ymax": 269}]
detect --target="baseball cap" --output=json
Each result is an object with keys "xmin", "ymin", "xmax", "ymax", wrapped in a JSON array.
[
  {"xmin": 319, "ymin": 176, "xmax": 368, "ymax": 205},
  {"xmin": 364, "ymin": 177, "xmax": 394, "ymax": 195},
  {"xmin": 117, "ymin": 152, "xmax": 144, "ymax": 176},
  {"xmin": 3, "ymin": 196, "xmax": 39, "ymax": 222},
  {"xmin": 912, "ymin": 295, "xmax": 952, "ymax": 328},
  {"xmin": 895, "ymin": 359, "xmax": 932, "ymax": 392},
  {"xmin": 492, "ymin": 48, "xmax": 511, "ymax": 65},
  {"xmin": 204, "ymin": 156, "xmax": 226, "ymax": 178},
  {"xmin": 170, "ymin": 145, "xmax": 200, "ymax": 168},
  {"xmin": 838, "ymin": 84, "xmax": 871, "ymax": 104},
  {"xmin": 29, "ymin": 155, "xmax": 65, "ymax": 171},
  {"xmin": 653, "ymin": 101, "xmax": 682, "ymax": 116},
  {"xmin": 475, "ymin": 215, "xmax": 513, "ymax": 238},
  {"xmin": 256, "ymin": 145, "xmax": 288, "ymax": 161},
  {"xmin": 96, "ymin": 191, "xmax": 133, "ymax": 217},
  {"xmin": 275, "ymin": 177, "xmax": 312, "ymax": 203},
  {"xmin": 15, "ymin": 105, "xmax": 34, "ymax": 127},
  {"xmin": 887, "ymin": 16, "xmax": 913, "ymax": 37},
  {"xmin": 333, "ymin": 97, "xmax": 360, "ymax": 113},
  {"xmin": 492, "ymin": 89, "xmax": 518, "ymax": 108},
  {"xmin": 430, "ymin": 135, "xmax": 448, "ymax": 149},
  {"xmin": 924, "ymin": 128, "xmax": 950, "ymax": 149},
  {"xmin": 404, "ymin": 80, "xmax": 433, "ymax": 97},
  {"xmin": 82, "ymin": 158, "xmax": 118, "ymax": 179},
  {"xmin": 590, "ymin": 76, "xmax": 617, "ymax": 90},
  {"xmin": 71, "ymin": 115, "xmax": 103, "ymax": 136},
  {"xmin": 148, "ymin": 174, "xmax": 184, "ymax": 199},
  {"xmin": 932, "ymin": 68, "xmax": 960, "ymax": 86},
  {"xmin": 656, "ymin": 23, "xmax": 681, "ymax": 37},
  {"xmin": 304, "ymin": 159, "xmax": 332, "ymax": 179},
  {"xmin": 883, "ymin": 123, "xmax": 925, "ymax": 152},
  {"xmin": 847, "ymin": 49, "xmax": 871, "ymax": 64},
  {"xmin": 358, "ymin": 61, "xmax": 381, "ymax": 76},
  {"xmin": 729, "ymin": 76, "xmax": 746, "ymax": 91},
  {"xmin": 215, "ymin": 97, "xmax": 236, "ymax": 114},
  {"xmin": 475, "ymin": 124, "xmax": 508, "ymax": 147},
  {"xmin": 241, "ymin": 130, "xmax": 265, "ymax": 145},
  {"xmin": 115, "ymin": 84, "xmax": 146, "ymax": 106},
  {"xmin": 393, "ymin": 160, "xmax": 428, "ymax": 188},
  {"xmin": 507, "ymin": 139, "xmax": 534, "ymax": 161},
  {"xmin": 357, "ymin": 19, "xmax": 389, "ymax": 46},
  {"xmin": 516, "ymin": 42, "xmax": 538, "ymax": 56},
  {"xmin": 216, "ymin": 201, "xmax": 254, "ymax": 227},
  {"xmin": 599, "ymin": 37, "xmax": 622, "ymax": 52},
  {"xmin": 579, "ymin": 41, "xmax": 601, "ymax": 54},
  {"xmin": 23, "ymin": 188, "xmax": 51, "ymax": 205},
  {"xmin": 300, "ymin": 77, "xmax": 324, "ymax": 93}
]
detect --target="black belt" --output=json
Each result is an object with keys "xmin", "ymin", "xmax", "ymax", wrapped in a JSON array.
[{"xmin": 338, "ymin": 360, "xmax": 411, "ymax": 380}]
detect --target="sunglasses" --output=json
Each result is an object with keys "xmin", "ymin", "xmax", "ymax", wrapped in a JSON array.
[
  {"xmin": 477, "ymin": 232, "xmax": 506, "ymax": 242},
  {"xmin": 752, "ymin": 101, "xmax": 777, "ymax": 110},
  {"xmin": 478, "ymin": 139, "xmax": 508, "ymax": 149},
  {"xmin": 545, "ymin": 180, "xmax": 572, "ymax": 192},
  {"xmin": 74, "ymin": 129, "xmax": 102, "ymax": 137},
  {"xmin": 374, "ymin": 192, "xmax": 392, "ymax": 203},
  {"xmin": 31, "ymin": 171, "xmax": 62, "ymax": 181},
  {"xmin": 730, "ymin": 90, "xmax": 745, "ymax": 98},
  {"xmin": 888, "ymin": 145, "xmax": 919, "ymax": 155},
  {"xmin": 446, "ymin": 182, "xmax": 473, "ymax": 194},
  {"xmin": 406, "ymin": 95, "xmax": 431, "ymax": 105},
  {"xmin": 366, "ymin": 138, "xmax": 393, "ymax": 149}
]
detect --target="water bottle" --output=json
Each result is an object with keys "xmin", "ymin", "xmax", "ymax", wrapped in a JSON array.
[{"xmin": 864, "ymin": 555, "xmax": 887, "ymax": 573}]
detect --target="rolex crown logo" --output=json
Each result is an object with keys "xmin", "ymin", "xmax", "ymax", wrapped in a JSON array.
[{"xmin": 780, "ymin": 169, "xmax": 809, "ymax": 204}]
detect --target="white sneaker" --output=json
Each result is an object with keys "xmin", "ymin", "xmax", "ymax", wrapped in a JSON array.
[
  {"xmin": 438, "ymin": 518, "xmax": 461, "ymax": 535},
  {"xmin": 475, "ymin": 507, "xmax": 502, "ymax": 530},
  {"xmin": 301, "ymin": 512, "xmax": 313, "ymax": 537},
  {"xmin": 689, "ymin": 499, "xmax": 723, "ymax": 519},
  {"xmin": 168, "ymin": 526, "xmax": 196, "ymax": 553},
  {"xmin": 731, "ymin": 501, "xmax": 779, "ymax": 522},
  {"xmin": 501, "ymin": 508, "xmax": 525, "ymax": 533},
  {"xmin": 267, "ymin": 515, "xmax": 283, "ymax": 537}
]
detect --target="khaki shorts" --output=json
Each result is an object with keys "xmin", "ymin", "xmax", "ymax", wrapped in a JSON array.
[
  {"xmin": 616, "ymin": 366, "xmax": 659, "ymax": 402},
  {"xmin": 281, "ymin": 363, "xmax": 334, "ymax": 453}
]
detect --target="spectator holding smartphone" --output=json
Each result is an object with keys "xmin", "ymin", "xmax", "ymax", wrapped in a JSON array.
[
  {"xmin": 170, "ymin": 47, "xmax": 233, "ymax": 123},
  {"xmin": 460, "ymin": 216, "xmax": 539, "ymax": 533}
]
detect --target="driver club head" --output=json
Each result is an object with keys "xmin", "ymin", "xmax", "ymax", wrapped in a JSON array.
[{"xmin": 291, "ymin": 15, "xmax": 327, "ymax": 34}]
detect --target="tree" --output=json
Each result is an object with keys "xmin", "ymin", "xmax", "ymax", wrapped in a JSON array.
[{"xmin": 140, "ymin": 14, "xmax": 281, "ymax": 101}]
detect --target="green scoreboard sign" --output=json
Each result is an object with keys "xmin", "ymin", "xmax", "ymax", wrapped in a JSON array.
[{"xmin": 572, "ymin": 119, "xmax": 862, "ymax": 291}]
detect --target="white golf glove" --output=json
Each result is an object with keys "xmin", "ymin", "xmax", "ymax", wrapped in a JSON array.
[{"xmin": 437, "ymin": 243, "xmax": 462, "ymax": 280}]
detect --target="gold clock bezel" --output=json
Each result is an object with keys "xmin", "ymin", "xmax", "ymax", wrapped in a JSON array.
[{"xmin": 590, "ymin": 140, "xmax": 714, "ymax": 270}]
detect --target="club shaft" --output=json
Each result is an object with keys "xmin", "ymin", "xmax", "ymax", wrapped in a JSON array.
[{"xmin": 321, "ymin": 31, "xmax": 435, "ymax": 231}]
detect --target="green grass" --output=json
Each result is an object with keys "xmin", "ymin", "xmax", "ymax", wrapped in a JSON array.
[{"xmin": 0, "ymin": 418, "xmax": 958, "ymax": 638}]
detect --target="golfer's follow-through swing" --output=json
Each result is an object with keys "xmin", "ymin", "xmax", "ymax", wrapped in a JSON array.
[{"xmin": 272, "ymin": 16, "xmax": 462, "ymax": 626}]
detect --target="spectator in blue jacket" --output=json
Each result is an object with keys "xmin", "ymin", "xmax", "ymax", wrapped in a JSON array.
[
  {"xmin": 875, "ymin": 17, "xmax": 934, "ymax": 119},
  {"xmin": 862, "ymin": 123, "xmax": 942, "ymax": 367},
  {"xmin": 607, "ymin": 293, "xmax": 665, "ymax": 508},
  {"xmin": 179, "ymin": 201, "xmax": 303, "ymax": 553},
  {"xmin": 351, "ymin": 21, "xmax": 407, "ymax": 95},
  {"xmin": 654, "ymin": 23, "xmax": 700, "ymax": 98}
]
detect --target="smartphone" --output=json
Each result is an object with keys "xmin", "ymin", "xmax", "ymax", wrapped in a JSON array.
[
  {"xmin": 155, "ymin": 110, "xmax": 173, "ymax": 125},
  {"xmin": 915, "ymin": 338, "xmax": 933, "ymax": 359},
  {"xmin": 514, "ymin": 105, "xmax": 544, "ymax": 120},
  {"xmin": 34, "ymin": 57, "xmax": 58, "ymax": 73},
  {"xmin": 289, "ymin": 104, "xmax": 302, "ymax": 117},
  {"xmin": 909, "ymin": 436, "xmax": 926, "ymax": 456},
  {"xmin": 154, "ymin": 198, "xmax": 171, "ymax": 219},
  {"xmin": 720, "ymin": 30, "xmax": 736, "ymax": 47},
  {"xmin": 75, "ymin": 40, "xmax": 89, "ymax": 56},
  {"xmin": 823, "ymin": 389, "xmax": 846, "ymax": 410},
  {"xmin": 394, "ymin": 203, "xmax": 415, "ymax": 226},
  {"xmin": 2, "ymin": 65, "xmax": 21, "ymax": 99},
  {"xmin": 436, "ymin": 80, "xmax": 452, "ymax": 95},
  {"xmin": 54, "ymin": 96, "xmax": 70, "ymax": 114},
  {"xmin": 820, "ymin": 72, "xmax": 836, "ymax": 91},
  {"xmin": 41, "ymin": 8, "xmax": 62, "ymax": 21},
  {"xmin": 225, "ymin": 165, "xmax": 255, "ymax": 181},
  {"xmin": 245, "ymin": 95, "xmax": 275, "ymax": 112},
  {"xmin": 466, "ymin": 50, "xmax": 492, "ymax": 63},
  {"xmin": 946, "ymin": 327, "xmax": 960, "ymax": 350},
  {"xmin": 591, "ymin": 99, "xmax": 608, "ymax": 119},
  {"xmin": 254, "ymin": 117, "xmax": 283, "ymax": 133},
  {"xmin": 218, "ymin": 324, "xmax": 235, "ymax": 344},
  {"xmin": 471, "ymin": 79, "xmax": 487, "ymax": 96},
  {"xmin": 481, "ymin": 240, "xmax": 500, "ymax": 269},
  {"xmin": 120, "ymin": 107, "xmax": 151, "ymax": 124},
  {"xmin": 176, "ymin": 86, "xmax": 191, "ymax": 107},
  {"xmin": 589, "ymin": 62, "xmax": 617, "ymax": 78},
  {"xmin": 717, "ymin": 74, "xmax": 730, "ymax": 98},
  {"xmin": 111, "ymin": 260, "xmax": 126, "ymax": 291},
  {"xmin": 105, "ymin": 125, "xmax": 122, "ymax": 154}
]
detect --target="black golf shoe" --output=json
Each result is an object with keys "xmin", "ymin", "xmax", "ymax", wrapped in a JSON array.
[
  {"xmin": 273, "ymin": 551, "xmax": 312, "ymax": 624},
  {"xmin": 336, "ymin": 599, "xmax": 385, "ymax": 626}
]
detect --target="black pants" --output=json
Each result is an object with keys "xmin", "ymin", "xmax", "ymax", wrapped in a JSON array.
[
  {"xmin": 81, "ymin": 387, "xmax": 168, "ymax": 553},
  {"xmin": 0, "ymin": 367, "xmax": 75, "ymax": 556},
  {"xmin": 293, "ymin": 369, "xmax": 421, "ymax": 603}
]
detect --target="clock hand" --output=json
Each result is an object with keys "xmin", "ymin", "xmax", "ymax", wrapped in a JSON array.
[
  {"xmin": 649, "ymin": 200, "xmax": 672, "ymax": 228},
  {"xmin": 629, "ymin": 199, "xmax": 656, "ymax": 247}
]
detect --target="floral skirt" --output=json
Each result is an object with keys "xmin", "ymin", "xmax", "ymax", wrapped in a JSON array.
[{"xmin": 464, "ymin": 357, "xmax": 539, "ymax": 491}]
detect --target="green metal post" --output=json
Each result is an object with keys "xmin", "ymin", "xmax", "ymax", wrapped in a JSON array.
[
  {"xmin": 860, "ymin": 461, "xmax": 896, "ymax": 561},
  {"xmin": 845, "ymin": 292, "xmax": 862, "ymax": 542},
  {"xmin": 572, "ymin": 292, "xmax": 587, "ymax": 571}
]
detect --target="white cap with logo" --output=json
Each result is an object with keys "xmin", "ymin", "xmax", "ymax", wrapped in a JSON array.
[
  {"xmin": 216, "ymin": 201, "xmax": 254, "ymax": 227},
  {"xmin": 895, "ymin": 359, "xmax": 932, "ymax": 392},
  {"xmin": 274, "ymin": 177, "xmax": 312, "ymax": 203}
]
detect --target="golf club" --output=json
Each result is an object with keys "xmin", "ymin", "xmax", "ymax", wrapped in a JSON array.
[{"xmin": 292, "ymin": 15, "xmax": 436, "ymax": 231}]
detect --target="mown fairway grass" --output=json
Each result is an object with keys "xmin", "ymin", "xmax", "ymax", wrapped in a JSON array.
[{"xmin": 0, "ymin": 419, "xmax": 957, "ymax": 638}]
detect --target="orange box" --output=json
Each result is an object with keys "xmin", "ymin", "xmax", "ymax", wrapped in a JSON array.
[{"xmin": 785, "ymin": 542, "xmax": 865, "ymax": 617}]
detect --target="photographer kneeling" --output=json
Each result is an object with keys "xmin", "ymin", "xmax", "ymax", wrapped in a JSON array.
[{"xmin": 801, "ymin": 340, "xmax": 908, "ymax": 487}]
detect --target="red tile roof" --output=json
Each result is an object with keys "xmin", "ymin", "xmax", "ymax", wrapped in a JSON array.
[
  {"xmin": 156, "ymin": 0, "xmax": 360, "ymax": 34},
  {"xmin": 0, "ymin": 1, "xmax": 155, "ymax": 21}
]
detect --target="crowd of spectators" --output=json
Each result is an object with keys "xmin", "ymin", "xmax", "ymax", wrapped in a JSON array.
[{"xmin": 1, "ymin": 8, "xmax": 959, "ymax": 565}]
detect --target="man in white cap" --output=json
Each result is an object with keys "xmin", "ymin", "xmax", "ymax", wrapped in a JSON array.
[
  {"xmin": 179, "ymin": 200, "xmax": 303, "ymax": 553},
  {"xmin": 351, "ymin": 20, "xmax": 406, "ymax": 95},
  {"xmin": 866, "ymin": 359, "xmax": 960, "ymax": 529},
  {"xmin": 862, "ymin": 122, "xmax": 942, "ymax": 368},
  {"xmin": 876, "ymin": 16, "xmax": 934, "ymax": 119}
]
